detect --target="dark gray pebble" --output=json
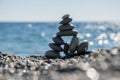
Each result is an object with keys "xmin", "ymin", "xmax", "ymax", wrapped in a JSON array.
[
  {"xmin": 49, "ymin": 43, "xmax": 63, "ymax": 51},
  {"xmin": 45, "ymin": 50, "xmax": 60, "ymax": 59},
  {"xmin": 65, "ymin": 52, "xmax": 76, "ymax": 58},
  {"xmin": 60, "ymin": 18, "xmax": 72, "ymax": 24},
  {"xmin": 69, "ymin": 36, "xmax": 79, "ymax": 52},
  {"xmin": 64, "ymin": 43, "xmax": 69, "ymax": 54},
  {"xmin": 14, "ymin": 62, "xmax": 25, "ymax": 69},
  {"xmin": 77, "ymin": 42, "xmax": 88, "ymax": 55},
  {"xmin": 62, "ymin": 14, "xmax": 70, "ymax": 19},
  {"xmin": 52, "ymin": 36, "xmax": 64, "ymax": 45},
  {"xmin": 59, "ymin": 24, "xmax": 74, "ymax": 31},
  {"xmin": 57, "ymin": 31, "xmax": 78, "ymax": 36}
]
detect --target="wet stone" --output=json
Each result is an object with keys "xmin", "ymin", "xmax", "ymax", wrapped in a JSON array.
[{"xmin": 59, "ymin": 24, "xmax": 74, "ymax": 31}]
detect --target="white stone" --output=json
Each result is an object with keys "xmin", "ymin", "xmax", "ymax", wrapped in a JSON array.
[
  {"xmin": 78, "ymin": 62, "xmax": 90, "ymax": 71},
  {"xmin": 86, "ymin": 68, "xmax": 99, "ymax": 80}
]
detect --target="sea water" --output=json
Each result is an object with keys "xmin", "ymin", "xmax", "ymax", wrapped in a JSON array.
[{"xmin": 0, "ymin": 22, "xmax": 120, "ymax": 56}]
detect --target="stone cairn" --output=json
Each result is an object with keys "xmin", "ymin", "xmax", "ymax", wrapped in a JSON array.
[{"xmin": 45, "ymin": 14, "xmax": 89, "ymax": 59}]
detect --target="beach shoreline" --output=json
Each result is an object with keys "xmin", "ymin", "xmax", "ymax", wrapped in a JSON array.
[{"xmin": 0, "ymin": 47, "xmax": 120, "ymax": 80}]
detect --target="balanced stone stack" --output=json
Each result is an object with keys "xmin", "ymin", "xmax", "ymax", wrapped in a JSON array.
[{"xmin": 45, "ymin": 14, "xmax": 89, "ymax": 58}]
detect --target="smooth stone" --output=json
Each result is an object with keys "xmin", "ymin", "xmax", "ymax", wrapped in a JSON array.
[
  {"xmin": 64, "ymin": 43, "xmax": 69, "ymax": 54},
  {"xmin": 59, "ymin": 24, "xmax": 74, "ymax": 31},
  {"xmin": 77, "ymin": 42, "xmax": 89, "ymax": 55},
  {"xmin": 6, "ymin": 57, "xmax": 14, "ymax": 62},
  {"xmin": 45, "ymin": 50, "xmax": 60, "ymax": 59},
  {"xmin": 60, "ymin": 18, "xmax": 72, "ymax": 24},
  {"xmin": 57, "ymin": 31, "xmax": 78, "ymax": 36},
  {"xmin": 0, "ymin": 62, "xmax": 5, "ymax": 67},
  {"xmin": 62, "ymin": 14, "xmax": 70, "ymax": 19},
  {"xmin": 1, "ymin": 53, "xmax": 7, "ymax": 56},
  {"xmin": 49, "ymin": 43, "xmax": 63, "ymax": 51},
  {"xmin": 52, "ymin": 36, "xmax": 64, "ymax": 45},
  {"xmin": 69, "ymin": 36, "xmax": 79, "ymax": 52},
  {"xmin": 14, "ymin": 62, "xmax": 25, "ymax": 69}
]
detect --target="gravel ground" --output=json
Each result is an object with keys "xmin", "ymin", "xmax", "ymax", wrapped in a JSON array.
[{"xmin": 0, "ymin": 47, "xmax": 120, "ymax": 80}]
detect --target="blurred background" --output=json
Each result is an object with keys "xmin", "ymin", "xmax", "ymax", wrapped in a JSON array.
[{"xmin": 0, "ymin": 0, "xmax": 120, "ymax": 56}]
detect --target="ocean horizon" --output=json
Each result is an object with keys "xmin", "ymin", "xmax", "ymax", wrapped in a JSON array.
[{"xmin": 0, "ymin": 21, "xmax": 120, "ymax": 56}]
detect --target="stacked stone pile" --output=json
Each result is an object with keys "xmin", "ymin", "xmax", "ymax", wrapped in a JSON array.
[{"xmin": 45, "ymin": 14, "xmax": 89, "ymax": 58}]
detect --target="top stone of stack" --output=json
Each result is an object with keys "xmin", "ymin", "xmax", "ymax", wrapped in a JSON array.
[
  {"xmin": 60, "ymin": 14, "xmax": 72, "ymax": 24},
  {"xmin": 62, "ymin": 14, "xmax": 69, "ymax": 19}
]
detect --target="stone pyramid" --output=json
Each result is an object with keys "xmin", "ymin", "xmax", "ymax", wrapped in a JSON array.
[{"xmin": 45, "ymin": 14, "xmax": 89, "ymax": 59}]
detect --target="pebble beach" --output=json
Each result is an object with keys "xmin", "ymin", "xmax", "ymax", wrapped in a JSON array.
[{"xmin": 0, "ymin": 47, "xmax": 120, "ymax": 80}]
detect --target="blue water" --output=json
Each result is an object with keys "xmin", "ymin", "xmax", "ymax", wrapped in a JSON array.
[{"xmin": 0, "ymin": 22, "xmax": 120, "ymax": 56}]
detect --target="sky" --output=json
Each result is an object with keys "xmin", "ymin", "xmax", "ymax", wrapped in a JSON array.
[{"xmin": 0, "ymin": 0, "xmax": 120, "ymax": 22}]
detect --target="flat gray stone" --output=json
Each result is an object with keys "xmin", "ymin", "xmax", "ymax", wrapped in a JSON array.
[
  {"xmin": 62, "ymin": 14, "xmax": 70, "ymax": 19},
  {"xmin": 52, "ymin": 36, "xmax": 64, "ymax": 45},
  {"xmin": 45, "ymin": 50, "xmax": 60, "ymax": 58},
  {"xmin": 59, "ymin": 24, "xmax": 74, "ymax": 31},
  {"xmin": 69, "ymin": 36, "xmax": 80, "ymax": 52},
  {"xmin": 64, "ymin": 43, "xmax": 69, "ymax": 54},
  {"xmin": 60, "ymin": 18, "xmax": 72, "ymax": 24},
  {"xmin": 49, "ymin": 43, "xmax": 63, "ymax": 51},
  {"xmin": 57, "ymin": 31, "xmax": 78, "ymax": 36},
  {"xmin": 77, "ymin": 42, "xmax": 89, "ymax": 54}
]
